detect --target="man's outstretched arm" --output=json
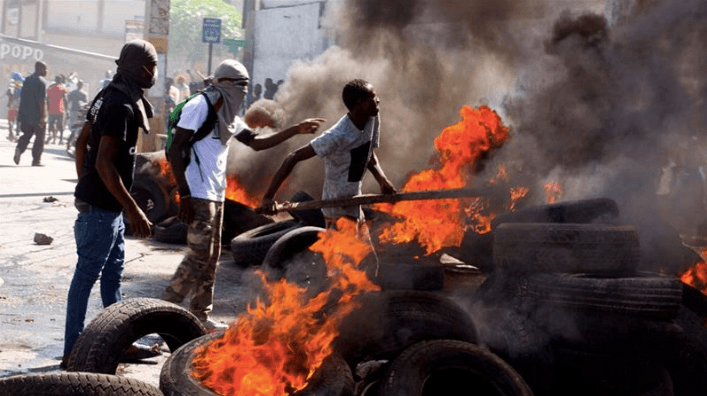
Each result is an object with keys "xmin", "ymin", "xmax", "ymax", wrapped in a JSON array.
[
  {"xmin": 243, "ymin": 118, "xmax": 325, "ymax": 151},
  {"xmin": 258, "ymin": 144, "xmax": 317, "ymax": 214}
]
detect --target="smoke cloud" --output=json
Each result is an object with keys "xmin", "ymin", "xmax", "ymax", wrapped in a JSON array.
[{"xmin": 230, "ymin": 0, "xmax": 707, "ymax": 264}]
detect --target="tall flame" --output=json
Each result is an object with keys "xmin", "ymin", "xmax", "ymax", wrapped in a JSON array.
[
  {"xmin": 191, "ymin": 218, "xmax": 379, "ymax": 396},
  {"xmin": 680, "ymin": 248, "xmax": 707, "ymax": 296},
  {"xmin": 375, "ymin": 105, "xmax": 511, "ymax": 254},
  {"xmin": 226, "ymin": 175, "xmax": 260, "ymax": 208}
]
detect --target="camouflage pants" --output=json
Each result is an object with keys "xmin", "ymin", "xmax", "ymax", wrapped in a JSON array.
[{"xmin": 163, "ymin": 198, "xmax": 223, "ymax": 321}]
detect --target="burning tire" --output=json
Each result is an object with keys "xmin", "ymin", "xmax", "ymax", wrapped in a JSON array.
[
  {"xmin": 457, "ymin": 198, "xmax": 621, "ymax": 272},
  {"xmin": 335, "ymin": 291, "xmax": 479, "ymax": 368},
  {"xmin": 261, "ymin": 226, "xmax": 330, "ymax": 294},
  {"xmin": 0, "ymin": 372, "xmax": 163, "ymax": 396},
  {"xmin": 159, "ymin": 332, "xmax": 355, "ymax": 396},
  {"xmin": 262, "ymin": 226, "xmax": 325, "ymax": 272},
  {"xmin": 524, "ymin": 272, "xmax": 682, "ymax": 319},
  {"xmin": 229, "ymin": 220, "xmax": 303, "ymax": 267},
  {"xmin": 494, "ymin": 223, "xmax": 641, "ymax": 275},
  {"xmin": 67, "ymin": 298, "xmax": 207, "ymax": 374},
  {"xmin": 382, "ymin": 339, "xmax": 533, "ymax": 396}
]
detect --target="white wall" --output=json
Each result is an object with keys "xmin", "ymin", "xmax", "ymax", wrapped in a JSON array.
[
  {"xmin": 251, "ymin": 1, "xmax": 325, "ymax": 89},
  {"xmin": 46, "ymin": 0, "xmax": 99, "ymax": 33},
  {"xmin": 46, "ymin": 0, "xmax": 144, "ymax": 36},
  {"xmin": 102, "ymin": 1, "xmax": 144, "ymax": 35}
]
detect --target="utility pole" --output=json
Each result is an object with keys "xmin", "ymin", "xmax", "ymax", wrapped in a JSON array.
[{"xmin": 140, "ymin": 0, "xmax": 170, "ymax": 153}]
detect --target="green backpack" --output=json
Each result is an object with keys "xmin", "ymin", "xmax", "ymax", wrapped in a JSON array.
[{"xmin": 164, "ymin": 91, "xmax": 222, "ymax": 157}]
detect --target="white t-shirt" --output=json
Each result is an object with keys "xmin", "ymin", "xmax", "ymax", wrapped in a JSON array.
[
  {"xmin": 310, "ymin": 114, "xmax": 380, "ymax": 219},
  {"xmin": 177, "ymin": 94, "xmax": 246, "ymax": 202}
]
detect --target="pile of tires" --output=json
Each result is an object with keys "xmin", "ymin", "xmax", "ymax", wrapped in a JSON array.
[{"xmin": 476, "ymin": 221, "xmax": 703, "ymax": 396}]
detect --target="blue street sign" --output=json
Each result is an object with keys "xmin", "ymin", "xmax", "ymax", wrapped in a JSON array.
[{"xmin": 202, "ymin": 18, "xmax": 222, "ymax": 44}]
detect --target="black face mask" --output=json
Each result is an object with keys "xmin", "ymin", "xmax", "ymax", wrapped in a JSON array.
[
  {"xmin": 139, "ymin": 65, "xmax": 157, "ymax": 89},
  {"xmin": 115, "ymin": 40, "xmax": 158, "ymax": 89}
]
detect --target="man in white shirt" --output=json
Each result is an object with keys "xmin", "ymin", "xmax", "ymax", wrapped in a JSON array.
[
  {"xmin": 163, "ymin": 59, "xmax": 324, "ymax": 330},
  {"xmin": 260, "ymin": 79, "xmax": 396, "ymax": 226}
]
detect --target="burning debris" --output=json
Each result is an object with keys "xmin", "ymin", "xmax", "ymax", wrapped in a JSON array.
[{"xmin": 191, "ymin": 219, "xmax": 379, "ymax": 395}]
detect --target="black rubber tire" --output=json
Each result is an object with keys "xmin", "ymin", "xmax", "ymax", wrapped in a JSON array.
[
  {"xmin": 382, "ymin": 339, "xmax": 533, "ymax": 396},
  {"xmin": 551, "ymin": 347, "xmax": 673, "ymax": 396},
  {"xmin": 159, "ymin": 332, "xmax": 354, "ymax": 396},
  {"xmin": 665, "ymin": 307, "xmax": 707, "ymax": 396},
  {"xmin": 285, "ymin": 190, "xmax": 327, "ymax": 228},
  {"xmin": 260, "ymin": 226, "xmax": 329, "ymax": 295},
  {"xmin": 335, "ymin": 291, "xmax": 479, "ymax": 368},
  {"xmin": 221, "ymin": 199, "xmax": 273, "ymax": 246},
  {"xmin": 524, "ymin": 272, "xmax": 682, "ymax": 319},
  {"xmin": 374, "ymin": 262, "xmax": 445, "ymax": 291},
  {"xmin": 154, "ymin": 216, "xmax": 188, "ymax": 245},
  {"xmin": 131, "ymin": 176, "xmax": 171, "ymax": 225},
  {"xmin": 67, "ymin": 298, "xmax": 207, "ymax": 374},
  {"xmin": 494, "ymin": 223, "xmax": 640, "ymax": 275},
  {"xmin": 455, "ymin": 198, "xmax": 621, "ymax": 273},
  {"xmin": 262, "ymin": 226, "xmax": 325, "ymax": 271},
  {"xmin": 0, "ymin": 372, "xmax": 163, "ymax": 396},
  {"xmin": 229, "ymin": 219, "xmax": 302, "ymax": 267}
]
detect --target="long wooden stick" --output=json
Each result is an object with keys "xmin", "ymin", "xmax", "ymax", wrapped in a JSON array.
[{"xmin": 274, "ymin": 186, "xmax": 507, "ymax": 212}]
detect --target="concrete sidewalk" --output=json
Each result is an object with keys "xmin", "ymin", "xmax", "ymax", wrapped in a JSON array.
[{"xmin": 0, "ymin": 119, "xmax": 257, "ymax": 386}]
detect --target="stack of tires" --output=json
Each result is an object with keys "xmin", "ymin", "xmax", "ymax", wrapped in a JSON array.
[
  {"xmin": 157, "ymin": 290, "xmax": 535, "ymax": 396},
  {"xmin": 477, "ymin": 221, "xmax": 707, "ymax": 396}
]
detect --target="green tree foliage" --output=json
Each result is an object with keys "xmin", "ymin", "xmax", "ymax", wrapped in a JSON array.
[{"xmin": 169, "ymin": 0, "xmax": 243, "ymax": 64}]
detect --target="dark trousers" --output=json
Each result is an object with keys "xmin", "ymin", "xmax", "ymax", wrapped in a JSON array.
[{"xmin": 15, "ymin": 122, "xmax": 45, "ymax": 164}]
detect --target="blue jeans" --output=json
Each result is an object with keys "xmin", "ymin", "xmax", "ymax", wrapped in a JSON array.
[{"xmin": 63, "ymin": 207, "xmax": 125, "ymax": 356}]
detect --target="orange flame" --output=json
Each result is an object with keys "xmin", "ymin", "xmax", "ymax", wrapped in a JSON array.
[
  {"xmin": 191, "ymin": 218, "xmax": 379, "ymax": 396},
  {"xmin": 680, "ymin": 248, "xmax": 707, "ymax": 295},
  {"xmin": 226, "ymin": 175, "xmax": 260, "ymax": 208},
  {"xmin": 544, "ymin": 182, "xmax": 563, "ymax": 203},
  {"xmin": 375, "ymin": 105, "xmax": 512, "ymax": 254}
]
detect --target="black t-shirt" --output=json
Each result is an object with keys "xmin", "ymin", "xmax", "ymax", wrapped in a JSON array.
[
  {"xmin": 74, "ymin": 87, "xmax": 141, "ymax": 213},
  {"xmin": 18, "ymin": 73, "xmax": 46, "ymax": 125}
]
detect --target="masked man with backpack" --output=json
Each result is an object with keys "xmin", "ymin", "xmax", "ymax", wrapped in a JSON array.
[{"xmin": 162, "ymin": 59, "xmax": 324, "ymax": 330}]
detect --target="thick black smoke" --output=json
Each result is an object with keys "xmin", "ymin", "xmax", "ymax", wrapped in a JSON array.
[{"xmin": 231, "ymin": 0, "xmax": 544, "ymax": 199}]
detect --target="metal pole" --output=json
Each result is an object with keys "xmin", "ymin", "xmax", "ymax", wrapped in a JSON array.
[
  {"xmin": 273, "ymin": 186, "xmax": 509, "ymax": 213},
  {"xmin": 207, "ymin": 42, "xmax": 213, "ymax": 76}
]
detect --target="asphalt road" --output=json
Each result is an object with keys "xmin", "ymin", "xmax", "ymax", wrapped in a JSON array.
[{"xmin": 0, "ymin": 119, "xmax": 261, "ymax": 386}]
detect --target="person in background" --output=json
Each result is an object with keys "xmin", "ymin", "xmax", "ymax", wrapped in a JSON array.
[
  {"xmin": 13, "ymin": 61, "xmax": 48, "ymax": 166},
  {"xmin": 6, "ymin": 72, "xmax": 24, "ymax": 142},
  {"xmin": 162, "ymin": 59, "xmax": 324, "ymax": 331},
  {"xmin": 62, "ymin": 39, "xmax": 158, "ymax": 369},
  {"xmin": 47, "ymin": 75, "xmax": 69, "ymax": 145},
  {"xmin": 65, "ymin": 80, "xmax": 88, "ymax": 146}
]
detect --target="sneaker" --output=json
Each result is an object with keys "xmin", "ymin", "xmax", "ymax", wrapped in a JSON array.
[
  {"xmin": 202, "ymin": 318, "xmax": 228, "ymax": 332},
  {"xmin": 31, "ymin": 162, "xmax": 43, "ymax": 167},
  {"xmin": 13, "ymin": 150, "xmax": 20, "ymax": 165}
]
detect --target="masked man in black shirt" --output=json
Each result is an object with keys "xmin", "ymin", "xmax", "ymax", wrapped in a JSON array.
[{"xmin": 62, "ymin": 40, "xmax": 157, "ymax": 369}]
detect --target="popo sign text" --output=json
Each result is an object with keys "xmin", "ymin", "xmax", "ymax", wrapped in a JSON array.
[
  {"xmin": 202, "ymin": 18, "xmax": 222, "ymax": 44},
  {"xmin": 0, "ymin": 43, "xmax": 44, "ymax": 61}
]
